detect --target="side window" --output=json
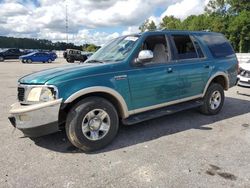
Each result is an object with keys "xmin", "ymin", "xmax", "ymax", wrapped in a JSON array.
[
  {"xmin": 192, "ymin": 38, "xmax": 205, "ymax": 58},
  {"xmin": 200, "ymin": 34, "xmax": 234, "ymax": 58},
  {"xmin": 172, "ymin": 35, "xmax": 198, "ymax": 60},
  {"xmin": 141, "ymin": 35, "xmax": 169, "ymax": 64}
]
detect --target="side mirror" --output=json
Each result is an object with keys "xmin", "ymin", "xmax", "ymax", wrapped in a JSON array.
[{"xmin": 135, "ymin": 50, "xmax": 153, "ymax": 64}]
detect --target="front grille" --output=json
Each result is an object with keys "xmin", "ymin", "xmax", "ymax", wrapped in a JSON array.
[{"xmin": 18, "ymin": 87, "xmax": 25, "ymax": 101}]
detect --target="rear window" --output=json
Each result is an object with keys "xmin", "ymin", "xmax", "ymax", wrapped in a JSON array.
[{"xmin": 200, "ymin": 34, "xmax": 234, "ymax": 58}]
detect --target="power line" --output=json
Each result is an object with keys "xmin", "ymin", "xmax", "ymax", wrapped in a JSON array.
[{"xmin": 65, "ymin": 0, "xmax": 68, "ymax": 43}]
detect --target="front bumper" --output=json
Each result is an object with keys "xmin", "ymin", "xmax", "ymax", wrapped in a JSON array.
[
  {"xmin": 9, "ymin": 99, "xmax": 62, "ymax": 137},
  {"xmin": 237, "ymin": 75, "xmax": 250, "ymax": 87}
]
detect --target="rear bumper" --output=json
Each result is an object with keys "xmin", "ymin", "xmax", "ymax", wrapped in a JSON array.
[
  {"xmin": 237, "ymin": 75, "xmax": 250, "ymax": 87},
  {"xmin": 9, "ymin": 99, "xmax": 62, "ymax": 137}
]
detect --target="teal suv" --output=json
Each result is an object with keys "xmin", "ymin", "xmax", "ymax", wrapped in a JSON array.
[{"xmin": 9, "ymin": 30, "xmax": 238, "ymax": 151}]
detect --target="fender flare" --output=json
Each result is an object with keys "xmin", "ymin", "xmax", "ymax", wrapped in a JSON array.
[
  {"xmin": 202, "ymin": 72, "xmax": 229, "ymax": 97},
  {"xmin": 64, "ymin": 86, "xmax": 129, "ymax": 118}
]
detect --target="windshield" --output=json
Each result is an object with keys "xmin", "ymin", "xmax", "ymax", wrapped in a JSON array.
[
  {"xmin": 27, "ymin": 52, "xmax": 36, "ymax": 56},
  {"xmin": 87, "ymin": 35, "xmax": 139, "ymax": 63}
]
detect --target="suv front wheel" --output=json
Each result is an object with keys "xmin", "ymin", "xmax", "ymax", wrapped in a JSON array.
[
  {"xmin": 66, "ymin": 97, "xmax": 119, "ymax": 151},
  {"xmin": 66, "ymin": 58, "xmax": 74, "ymax": 63},
  {"xmin": 200, "ymin": 83, "xmax": 224, "ymax": 115}
]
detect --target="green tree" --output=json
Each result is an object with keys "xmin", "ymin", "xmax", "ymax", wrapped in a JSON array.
[
  {"xmin": 83, "ymin": 44, "xmax": 100, "ymax": 52},
  {"xmin": 139, "ymin": 19, "xmax": 157, "ymax": 32},
  {"xmin": 160, "ymin": 16, "xmax": 181, "ymax": 30},
  {"xmin": 0, "ymin": 36, "xmax": 87, "ymax": 51},
  {"xmin": 204, "ymin": 0, "xmax": 250, "ymax": 52},
  {"xmin": 205, "ymin": 0, "xmax": 227, "ymax": 15},
  {"xmin": 228, "ymin": 11, "xmax": 250, "ymax": 52},
  {"xmin": 228, "ymin": 0, "xmax": 250, "ymax": 14},
  {"xmin": 181, "ymin": 15, "xmax": 210, "ymax": 31}
]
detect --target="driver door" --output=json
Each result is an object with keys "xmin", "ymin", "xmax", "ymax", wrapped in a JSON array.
[{"xmin": 128, "ymin": 34, "xmax": 181, "ymax": 112}]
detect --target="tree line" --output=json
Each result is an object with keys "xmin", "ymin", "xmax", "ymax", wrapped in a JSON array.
[
  {"xmin": 139, "ymin": 0, "xmax": 250, "ymax": 53},
  {"xmin": 0, "ymin": 36, "xmax": 100, "ymax": 52}
]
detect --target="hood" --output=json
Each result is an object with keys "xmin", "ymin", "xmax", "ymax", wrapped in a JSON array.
[
  {"xmin": 240, "ymin": 62, "xmax": 250, "ymax": 71},
  {"xmin": 19, "ymin": 63, "xmax": 103, "ymax": 84}
]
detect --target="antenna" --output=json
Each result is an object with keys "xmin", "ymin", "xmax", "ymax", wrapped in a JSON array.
[{"xmin": 65, "ymin": 0, "xmax": 68, "ymax": 43}]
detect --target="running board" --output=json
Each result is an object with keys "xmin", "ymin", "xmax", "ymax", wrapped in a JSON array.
[{"xmin": 123, "ymin": 100, "xmax": 203, "ymax": 125}]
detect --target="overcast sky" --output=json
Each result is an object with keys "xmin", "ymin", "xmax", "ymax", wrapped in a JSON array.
[{"xmin": 0, "ymin": 0, "xmax": 209, "ymax": 45}]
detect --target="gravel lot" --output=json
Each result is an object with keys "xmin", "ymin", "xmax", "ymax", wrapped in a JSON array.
[{"xmin": 0, "ymin": 59, "xmax": 249, "ymax": 188}]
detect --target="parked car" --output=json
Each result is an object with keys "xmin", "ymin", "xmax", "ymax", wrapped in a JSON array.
[
  {"xmin": 238, "ymin": 60, "xmax": 250, "ymax": 87},
  {"xmin": 20, "ymin": 52, "xmax": 57, "ymax": 63},
  {"xmin": 9, "ymin": 30, "xmax": 238, "ymax": 151},
  {"xmin": 48, "ymin": 51, "xmax": 58, "ymax": 60},
  {"xmin": 63, "ymin": 49, "xmax": 88, "ymax": 63},
  {"xmin": 0, "ymin": 48, "xmax": 27, "ymax": 61}
]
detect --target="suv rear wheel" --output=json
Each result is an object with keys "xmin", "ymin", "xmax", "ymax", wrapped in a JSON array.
[
  {"xmin": 0, "ymin": 57, "xmax": 4, "ymax": 61},
  {"xmin": 66, "ymin": 97, "xmax": 119, "ymax": 151},
  {"xmin": 199, "ymin": 83, "xmax": 224, "ymax": 115}
]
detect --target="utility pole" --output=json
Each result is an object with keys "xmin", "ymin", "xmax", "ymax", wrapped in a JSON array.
[{"xmin": 65, "ymin": 0, "xmax": 69, "ymax": 43}]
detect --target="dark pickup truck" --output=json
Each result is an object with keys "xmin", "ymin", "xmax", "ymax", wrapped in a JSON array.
[{"xmin": 0, "ymin": 48, "xmax": 27, "ymax": 61}]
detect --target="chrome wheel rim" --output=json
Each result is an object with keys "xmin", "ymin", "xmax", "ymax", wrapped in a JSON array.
[
  {"xmin": 209, "ymin": 91, "xmax": 221, "ymax": 110},
  {"xmin": 82, "ymin": 109, "xmax": 110, "ymax": 141}
]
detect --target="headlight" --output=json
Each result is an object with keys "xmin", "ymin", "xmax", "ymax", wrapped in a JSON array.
[{"xmin": 27, "ymin": 86, "xmax": 57, "ymax": 102}]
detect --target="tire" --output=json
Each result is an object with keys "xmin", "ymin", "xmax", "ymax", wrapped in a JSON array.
[
  {"xmin": 47, "ymin": 59, "xmax": 52, "ymax": 63},
  {"xmin": 199, "ymin": 83, "xmax": 224, "ymax": 115},
  {"xmin": 22, "ymin": 60, "xmax": 26, "ymax": 63},
  {"xmin": 66, "ymin": 97, "xmax": 119, "ymax": 152},
  {"xmin": 67, "ymin": 58, "xmax": 74, "ymax": 63},
  {"xmin": 27, "ymin": 59, "xmax": 32, "ymax": 63},
  {"xmin": 0, "ymin": 57, "xmax": 4, "ymax": 61}
]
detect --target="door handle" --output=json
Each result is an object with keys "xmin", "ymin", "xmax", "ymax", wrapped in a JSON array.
[{"xmin": 167, "ymin": 68, "xmax": 173, "ymax": 73}]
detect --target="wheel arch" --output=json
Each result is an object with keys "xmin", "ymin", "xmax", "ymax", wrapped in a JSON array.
[
  {"xmin": 202, "ymin": 72, "xmax": 229, "ymax": 97},
  {"xmin": 64, "ymin": 86, "xmax": 129, "ymax": 119}
]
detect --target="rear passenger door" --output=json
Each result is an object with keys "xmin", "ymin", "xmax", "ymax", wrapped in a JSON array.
[
  {"xmin": 41, "ymin": 53, "xmax": 48, "ymax": 62},
  {"xmin": 170, "ymin": 34, "xmax": 211, "ymax": 98}
]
